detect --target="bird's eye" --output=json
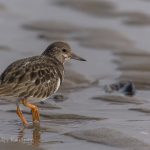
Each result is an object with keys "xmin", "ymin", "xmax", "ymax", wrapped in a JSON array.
[{"xmin": 62, "ymin": 49, "xmax": 67, "ymax": 52}]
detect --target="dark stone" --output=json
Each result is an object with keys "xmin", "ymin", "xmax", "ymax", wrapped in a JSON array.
[
  {"xmin": 104, "ymin": 81, "xmax": 136, "ymax": 96},
  {"xmin": 52, "ymin": 94, "xmax": 68, "ymax": 102}
]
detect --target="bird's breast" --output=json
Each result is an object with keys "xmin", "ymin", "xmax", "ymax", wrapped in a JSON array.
[{"xmin": 54, "ymin": 78, "xmax": 61, "ymax": 93}]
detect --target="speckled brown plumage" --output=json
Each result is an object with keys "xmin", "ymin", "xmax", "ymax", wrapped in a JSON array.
[
  {"xmin": 0, "ymin": 41, "xmax": 86, "ymax": 125},
  {"xmin": 0, "ymin": 55, "xmax": 64, "ymax": 99}
]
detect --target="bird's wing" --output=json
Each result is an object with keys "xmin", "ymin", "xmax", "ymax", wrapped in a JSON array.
[{"xmin": 0, "ymin": 56, "xmax": 63, "ymax": 98}]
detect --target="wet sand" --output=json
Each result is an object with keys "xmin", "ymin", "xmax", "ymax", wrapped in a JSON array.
[{"xmin": 1, "ymin": 0, "xmax": 150, "ymax": 150}]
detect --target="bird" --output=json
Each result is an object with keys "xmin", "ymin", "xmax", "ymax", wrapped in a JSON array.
[{"xmin": 0, "ymin": 41, "xmax": 86, "ymax": 126}]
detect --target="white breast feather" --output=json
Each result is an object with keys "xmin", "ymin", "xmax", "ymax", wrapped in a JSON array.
[{"xmin": 54, "ymin": 78, "xmax": 60, "ymax": 93}]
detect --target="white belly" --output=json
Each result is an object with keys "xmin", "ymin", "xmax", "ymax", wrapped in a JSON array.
[{"xmin": 54, "ymin": 78, "xmax": 61, "ymax": 93}]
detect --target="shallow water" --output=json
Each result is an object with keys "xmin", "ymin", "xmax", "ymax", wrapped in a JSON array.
[{"xmin": 1, "ymin": 0, "xmax": 150, "ymax": 150}]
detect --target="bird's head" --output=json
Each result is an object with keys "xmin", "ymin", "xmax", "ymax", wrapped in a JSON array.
[{"xmin": 42, "ymin": 41, "xmax": 86, "ymax": 64}]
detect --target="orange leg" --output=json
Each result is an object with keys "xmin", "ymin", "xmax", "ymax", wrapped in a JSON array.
[
  {"xmin": 16, "ymin": 106, "xmax": 28, "ymax": 126},
  {"xmin": 22, "ymin": 99, "xmax": 40, "ymax": 123}
]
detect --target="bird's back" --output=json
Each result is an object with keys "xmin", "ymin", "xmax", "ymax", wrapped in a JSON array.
[{"xmin": 0, "ymin": 55, "xmax": 64, "ymax": 101}]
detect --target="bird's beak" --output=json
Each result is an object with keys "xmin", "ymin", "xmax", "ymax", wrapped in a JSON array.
[{"xmin": 71, "ymin": 52, "xmax": 86, "ymax": 61}]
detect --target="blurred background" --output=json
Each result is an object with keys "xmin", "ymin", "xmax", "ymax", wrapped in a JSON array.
[{"xmin": 1, "ymin": 0, "xmax": 150, "ymax": 150}]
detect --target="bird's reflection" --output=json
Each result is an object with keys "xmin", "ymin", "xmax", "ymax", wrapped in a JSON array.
[
  {"xmin": 17, "ymin": 124, "xmax": 41, "ymax": 146},
  {"xmin": 32, "ymin": 126, "xmax": 41, "ymax": 146}
]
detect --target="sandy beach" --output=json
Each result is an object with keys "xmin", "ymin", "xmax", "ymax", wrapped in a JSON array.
[{"xmin": 0, "ymin": 0, "xmax": 150, "ymax": 150}]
